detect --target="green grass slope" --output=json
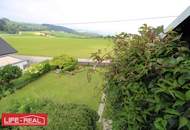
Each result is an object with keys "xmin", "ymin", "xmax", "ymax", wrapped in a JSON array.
[{"xmin": 0, "ymin": 69, "xmax": 104, "ymax": 114}]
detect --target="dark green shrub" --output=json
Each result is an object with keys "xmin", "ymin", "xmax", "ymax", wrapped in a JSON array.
[
  {"xmin": 3, "ymin": 99, "xmax": 99, "ymax": 130},
  {"xmin": 50, "ymin": 55, "xmax": 77, "ymax": 72},
  {"xmin": 106, "ymin": 25, "xmax": 190, "ymax": 130},
  {"xmin": 0, "ymin": 65, "xmax": 22, "ymax": 86},
  {"xmin": 0, "ymin": 65, "xmax": 22, "ymax": 88}
]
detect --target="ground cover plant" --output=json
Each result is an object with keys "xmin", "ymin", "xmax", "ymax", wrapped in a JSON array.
[
  {"xmin": 105, "ymin": 24, "xmax": 190, "ymax": 130},
  {"xmin": 0, "ymin": 34, "xmax": 113, "ymax": 58}
]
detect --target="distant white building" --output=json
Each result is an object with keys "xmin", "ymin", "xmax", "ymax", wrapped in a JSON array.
[{"xmin": 0, "ymin": 38, "xmax": 28, "ymax": 69}]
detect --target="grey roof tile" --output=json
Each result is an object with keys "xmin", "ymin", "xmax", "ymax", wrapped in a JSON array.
[{"xmin": 0, "ymin": 38, "xmax": 17, "ymax": 56}]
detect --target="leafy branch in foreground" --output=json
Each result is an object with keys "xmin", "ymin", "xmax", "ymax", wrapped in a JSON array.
[{"xmin": 102, "ymin": 24, "xmax": 190, "ymax": 130}]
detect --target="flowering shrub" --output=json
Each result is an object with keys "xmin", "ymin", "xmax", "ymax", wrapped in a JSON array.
[{"xmin": 24, "ymin": 61, "xmax": 50, "ymax": 77}]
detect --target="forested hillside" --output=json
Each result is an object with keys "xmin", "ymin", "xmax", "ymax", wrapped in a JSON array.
[{"xmin": 0, "ymin": 18, "xmax": 77, "ymax": 34}]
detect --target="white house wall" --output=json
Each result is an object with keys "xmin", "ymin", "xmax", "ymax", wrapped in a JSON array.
[
  {"xmin": 0, "ymin": 56, "xmax": 28, "ymax": 69},
  {"xmin": 13, "ymin": 61, "xmax": 28, "ymax": 69}
]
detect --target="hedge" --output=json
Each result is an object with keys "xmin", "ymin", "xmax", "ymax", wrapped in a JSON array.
[
  {"xmin": 105, "ymin": 25, "xmax": 190, "ymax": 130},
  {"xmin": 1, "ymin": 99, "xmax": 99, "ymax": 130}
]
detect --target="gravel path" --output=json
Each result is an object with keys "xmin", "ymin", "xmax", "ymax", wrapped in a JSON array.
[
  {"xmin": 11, "ymin": 54, "xmax": 111, "ymax": 66},
  {"xmin": 11, "ymin": 54, "xmax": 52, "ymax": 64},
  {"xmin": 97, "ymin": 93, "xmax": 112, "ymax": 130}
]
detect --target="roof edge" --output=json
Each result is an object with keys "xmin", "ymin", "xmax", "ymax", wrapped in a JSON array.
[{"xmin": 164, "ymin": 6, "xmax": 190, "ymax": 33}]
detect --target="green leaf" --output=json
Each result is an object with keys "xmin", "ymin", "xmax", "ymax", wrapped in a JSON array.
[
  {"xmin": 178, "ymin": 73, "xmax": 190, "ymax": 86},
  {"xmin": 179, "ymin": 117, "xmax": 188, "ymax": 129},
  {"xmin": 176, "ymin": 56, "xmax": 184, "ymax": 63},
  {"xmin": 164, "ymin": 108, "xmax": 180, "ymax": 116},
  {"xmin": 164, "ymin": 114, "xmax": 175, "ymax": 120},
  {"xmin": 168, "ymin": 58, "xmax": 177, "ymax": 65},
  {"xmin": 178, "ymin": 76, "xmax": 186, "ymax": 85},
  {"xmin": 185, "ymin": 90, "xmax": 190, "ymax": 100},
  {"xmin": 157, "ymin": 58, "xmax": 164, "ymax": 64},
  {"xmin": 154, "ymin": 118, "xmax": 167, "ymax": 130},
  {"xmin": 173, "ymin": 100, "xmax": 185, "ymax": 107},
  {"xmin": 174, "ymin": 91, "xmax": 185, "ymax": 101}
]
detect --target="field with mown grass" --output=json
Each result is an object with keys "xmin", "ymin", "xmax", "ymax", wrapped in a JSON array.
[
  {"xmin": 0, "ymin": 32, "xmax": 113, "ymax": 58},
  {"xmin": 0, "ymin": 68, "xmax": 104, "ymax": 114}
]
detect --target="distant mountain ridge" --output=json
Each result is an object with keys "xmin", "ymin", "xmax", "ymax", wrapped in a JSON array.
[
  {"xmin": 0, "ymin": 18, "xmax": 77, "ymax": 34},
  {"xmin": 42, "ymin": 24, "xmax": 77, "ymax": 34}
]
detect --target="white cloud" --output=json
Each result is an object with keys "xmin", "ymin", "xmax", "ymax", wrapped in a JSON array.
[{"xmin": 0, "ymin": 0, "xmax": 190, "ymax": 34}]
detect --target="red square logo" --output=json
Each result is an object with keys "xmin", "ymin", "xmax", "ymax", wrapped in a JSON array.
[{"xmin": 1, "ymin": 113, "xmax": 48, "ymax": 126}]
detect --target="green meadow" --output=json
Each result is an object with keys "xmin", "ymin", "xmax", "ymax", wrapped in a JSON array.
[{"xmin": 1, "ymin": 32, "xmax": 113, "ymax": 58}]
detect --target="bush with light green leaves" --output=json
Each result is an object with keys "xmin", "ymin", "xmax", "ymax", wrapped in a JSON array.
[
  {"xmin": 49, "ymin": 55, "xmax": 77, "ymax": 72},
  {"xmin": 24, "ymin": 61, "xmax": 50, "ymax": 77}
]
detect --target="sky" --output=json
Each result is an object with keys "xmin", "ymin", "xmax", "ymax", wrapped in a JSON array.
[{"xmin": 0, "ymin": 0, "xmax": 190, "ymax": 34}]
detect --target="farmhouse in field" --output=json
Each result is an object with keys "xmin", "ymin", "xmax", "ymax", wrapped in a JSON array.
[
  {"xmin": 0, "ymin": 38, "xmax": 28, "ymax": 69},
  {"xmin": 165, "ymin": 6, "xmax": 190, "ymax": 42}
]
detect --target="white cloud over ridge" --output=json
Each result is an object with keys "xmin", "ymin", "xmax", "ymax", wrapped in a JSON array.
[{"xmin": 0, "ymin": 0, "xmax": 189, "ymax": 34}]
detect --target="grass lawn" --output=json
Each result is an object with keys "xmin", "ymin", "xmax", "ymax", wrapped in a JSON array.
[
  {"xmin": 0, "ymin": 68, "xmax": 104, "ymax": 114},
  {"xmin": 1, "ymin": 35, "xmax": 113, "ymax": 58}
]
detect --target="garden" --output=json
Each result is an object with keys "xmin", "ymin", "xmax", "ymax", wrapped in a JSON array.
[{"xmin": 0, "ymin": 55, "xmax": 103, "ymax": 130}]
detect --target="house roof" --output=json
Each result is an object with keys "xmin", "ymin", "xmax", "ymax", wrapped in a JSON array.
[
  {"xmin": 165, "ymin": 6, "xmax": 190, "ymax": 33},
  {"xmin": 0, "ymin": 38, "xmax": 17, "ymax": 56},
  {"xmin": 164, "ymin": 6, "xmax": 190, "ymax": 42}
]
